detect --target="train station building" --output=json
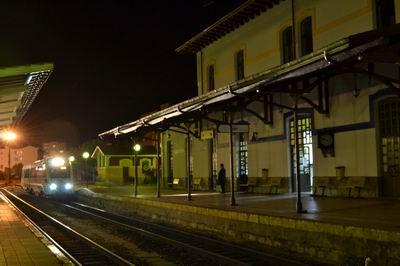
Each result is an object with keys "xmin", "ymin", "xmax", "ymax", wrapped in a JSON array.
[{"xmin": 100, "ymin": 0, "xmax": 400, "ymax": 202}]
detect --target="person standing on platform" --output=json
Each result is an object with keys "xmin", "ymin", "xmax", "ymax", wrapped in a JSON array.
[{"xmin": 218, "ymin": 163, "xmax": 226, "ymax": 193}]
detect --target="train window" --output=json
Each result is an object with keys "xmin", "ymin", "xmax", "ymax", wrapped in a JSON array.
[{"xmin": 48, "ymin": 168, "xmax": 69, "ymax": 179}]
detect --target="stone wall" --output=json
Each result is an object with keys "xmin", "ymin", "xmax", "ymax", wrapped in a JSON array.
[{"xmin": 76, "ymin": 190, "xmax": 400, "ymax": 265}]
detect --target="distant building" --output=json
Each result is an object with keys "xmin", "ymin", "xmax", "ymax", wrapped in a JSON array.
[
  {"xmin": 0, "ymin": 146, "xmax": 38, "ymax": 171},
  {"xmin": 42, "ymin": 141, "xmax": 66, "ymax": 158},
  {"xmin": 91, "ymin": 142, "xmax": 157, "ymax": 185}
]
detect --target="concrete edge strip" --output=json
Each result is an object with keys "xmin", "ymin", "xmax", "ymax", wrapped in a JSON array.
[
  {"xmin": 81, "ymin": 190, "xmax": 400, "ymax": 243},
  {"xmin": 0, "ymin": 192, "xmax": 73, "ymax": 265}
]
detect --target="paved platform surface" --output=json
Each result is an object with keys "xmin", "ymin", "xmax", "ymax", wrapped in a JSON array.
[
  {"xmin": 87, "ymin": 184, "xmax": 400, "ymax": 232},
  {"xmin": 0, "ymin": 193, "xmax": 64, "ymax": 265}
]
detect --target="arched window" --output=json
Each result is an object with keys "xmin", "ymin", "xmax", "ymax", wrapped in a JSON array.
[
  {"xmin": 235, "ymin": 49, "xmax": 245, "ymax": 81},
  {"xmin": 300, "ymin": 16, "xmax": 313, "ymax": 56},
  {"xmin": 281, "ymin": 26, "xmax": 293, "ymax": 63},
  {"xmin": 375, "ymin": 0, "xmax": 395, "ymax": 29},
  {"xmin": 207, "ymin": 64, "xmax": 215, "ymax": 91}
]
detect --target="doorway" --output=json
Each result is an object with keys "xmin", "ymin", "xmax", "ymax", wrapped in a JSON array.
[
  {"xmin": 289, "ymin": 116, "xmax": 313, "ymax": 192},
  {"xmin": 378, "ymin": 97, "xmax": 400, "ymax": 197},
  {"xmin": 122, "ymin": 167, "xmax": 130, "ymax": 184}
]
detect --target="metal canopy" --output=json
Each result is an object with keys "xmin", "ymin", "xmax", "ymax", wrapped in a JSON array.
[
  {"xmin": 0, "ymin": 63, "xmax": 54, "ymax": 127},
  {"xmin": 100, "ymin": 25, "xmax": 400, "ymax": 139}
]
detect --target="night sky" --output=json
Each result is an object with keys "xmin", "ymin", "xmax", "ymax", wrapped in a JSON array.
[{"xmin": 0, "ymin": 0, "xmax": 244, "ymax": 147}]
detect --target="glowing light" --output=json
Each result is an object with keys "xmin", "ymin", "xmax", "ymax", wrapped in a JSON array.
[
  {"xmin": 49, "ymin": 183, "xmax": 57, "ymax": 190},
  {"xmin": 60, "ymin": 166, "xmax": 67, "ymax": 170},
  {"xmin": 50, "ymin": 157, "xmax": 65, "ymax": 167},
  {"xmin": 64, "ymin": 183, "xmax": 73, "ymax": 190},
  {"xmin": 68, "ymin": 156, "xmax": 75, "ymax": 162},
  {"xmin": 82, "ymin": 152, "xmax": 90, "ymax": 159},
  {"xmin": 2, "ymin": 131, "xmax": 16, "ymax": 141},
  {"xmin": 133, "ymin": 144, "xmax": 141, "ymax": 152}
]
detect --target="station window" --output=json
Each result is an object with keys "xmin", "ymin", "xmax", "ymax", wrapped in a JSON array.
[
  {"xmin": 235, "ymin": 49, "xmax": 245, "ymax": 81},
  {"xmin": 207, "ymin": 64, "xmax": 215, "ymax": 91},
  {"xmin": 238, "ymin": 133, "xmax": 248, "ymax": 177},
  {"xmin": 300, "ymin": 16, "xmax": 313, "ymax": 56},
  {"xmin": 281, "ymin": 26, "xmax": 293, "ymax": 63},
  {"xmin": 375, "ymin": 0, "xmax": 396, "ymax": 29}
]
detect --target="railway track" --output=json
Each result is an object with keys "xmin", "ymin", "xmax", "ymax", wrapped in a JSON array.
[
  {"xmin": 61, "ymin": 201, "xmax": 307, "ymax": 265},
  {"xmin": 1, "ymin": 189, "xmax": 133, "ymax": 266}
]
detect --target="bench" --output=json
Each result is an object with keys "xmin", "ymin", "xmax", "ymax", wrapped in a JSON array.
[
  {"xmin": 312, "ymin": 176, "xmax": 331, "ymax": 196},
  {"xmin": 168, "ymin": 178, "xmax": 181, "ymax": 188},
  {"xmin": 264, "ymin": 177, "xmax": 283, "ymax": 194},
  {"xmin": 239, "ymin": 177, "xmax": 258, "ymax": 192},
  {"xmin": 338, "ymin": 176, "xmax": 366, "ymax": 198},
  {"xmin": 193, "ymin": 178, "xmax": 202, "ymax": 190}
]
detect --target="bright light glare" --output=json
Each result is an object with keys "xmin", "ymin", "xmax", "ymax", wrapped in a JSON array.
[
  {"xmin": 26, "ymin": 75, "xmax": 32, "ymax": 84},
  {"xmin": 49, "ymin": 183, "xmax": 57, "ymax": 190},
  {"xmin": 2, "ymin": 131, "xmax": 16, "ymax": 141},
  {"xmin": 64, "ymin": 183, "xmax": 73, "ymax": 190},
  {"xmin": 68, "ymin": 156, "xmax": 75, "ymax": 162},
  {"xmin": 82, "ymin": 152, "xmax": 90, "ymax": 159},
  {"xmin": 133, "ymin": 144, "xmax": 141, "ymax": 152},
  {"xmin": 50, "ymin": 157, "xmax": 65, "ymax": 167}
]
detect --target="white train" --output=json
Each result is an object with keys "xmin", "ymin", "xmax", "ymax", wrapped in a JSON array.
[{"xmin": 21, "ymin": 156, "xmax": 74, "ymax": 196}]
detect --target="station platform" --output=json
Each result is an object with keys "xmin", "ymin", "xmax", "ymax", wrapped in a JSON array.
[
  {"xmin": 0, "ymin": 192, "xmax": 69, "ymax": 265},
  {"xmin": 84, "ymin": 184, "xmax": 400, "ymax": 232},
  {"xmin": 77, "ymin": 184, "xmax": 400, "ymax": 265}
]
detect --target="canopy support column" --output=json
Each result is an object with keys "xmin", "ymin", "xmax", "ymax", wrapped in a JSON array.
[
  {"xmin": 156, "ymin": 131, "xmax": 161, "ymax": 198},
  {"xmin": 186, "ymin": 125, "xmax": 192, "ymax": 201},
  {"xmin": 133, "ymin": 139, "xmax": 138, "ymax": 198},
  {"xmin": 229, "ymin": 112, "xmax": 237, "ymax": 206}
]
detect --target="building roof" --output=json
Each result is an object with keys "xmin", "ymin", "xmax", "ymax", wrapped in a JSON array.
[
  {"xmin": 0, "ymin": 63, "xmax": 54, "ymax": 127},
  {"xmin": 176, "ymin": 0, "xmax": 282, "ymax": 54},
  {"xmin": 91, "ymin": 142, "xmax": 156, "ymax": 157},
  {"xmin": 101, "ymin": 25, "xmax": 400, "ymax": 139}
]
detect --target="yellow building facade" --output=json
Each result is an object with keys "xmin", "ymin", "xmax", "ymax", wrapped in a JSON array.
[{"xmin": 162, "ymin": 0, "xmax": 400, "ymax": 197}]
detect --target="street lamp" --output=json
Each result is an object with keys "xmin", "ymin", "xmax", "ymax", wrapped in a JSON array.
[
  {"xmin": 82, "ymin": 152, "xmax": 89, "ymax": 186},
  {"xmin": 133, "ymin": 143, "xmax": 141, "ymax": 197},
  {"xmin": 68, "ymin": 156, "xmax": 75, "ymax": 180},
  {"xmin": 2, "ymin": 131, "xmax": 17, "ymax": 185}
]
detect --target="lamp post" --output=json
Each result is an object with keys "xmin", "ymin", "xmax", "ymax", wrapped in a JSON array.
[
  {"xmin": 2, "ymin": 131, "xmax": 16, "ymax": 185},
  {"xmin": 133, "ymin": 143, "xmax": 141, "ymax": 197},
  {"xmin": 82, "ymin": 152, "xmax": 89, "ymax": 187},
  {"xmin": 68, "ymin": 155, "xmax": 75, "ymax": 181}
]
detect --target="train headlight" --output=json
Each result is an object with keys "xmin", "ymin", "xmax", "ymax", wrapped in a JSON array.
[
  {"xmin": 50, "ymin": 157, "xmax": 65, "ymax": 167},
  {"xmin": 49, "ymin": 183, "xmax": 57, "ymax": 190},
  {"xmin": 64, "ymin": 183, "xmax": 73, "ymax": 190}
]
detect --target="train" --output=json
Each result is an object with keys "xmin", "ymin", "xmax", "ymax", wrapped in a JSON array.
[{"xmin": 21, "ymin": 156, "xmax": 74, "ymax": 196}]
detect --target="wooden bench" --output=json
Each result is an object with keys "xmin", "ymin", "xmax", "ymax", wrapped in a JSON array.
[
  {"xmin": 239, "ymin": 177, "xmax": 258, "ymax": 192},
  {"xmin": 193, "ymin": 178, "xmax": 202, "ymax": 190},
  {"xmin": 338, "ymin": 176, "xmax": 366, "ymax": 198},
  {"xmin": 312, "ymin": 176, "xmax": 330, "ymax": 196}
]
